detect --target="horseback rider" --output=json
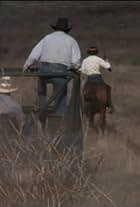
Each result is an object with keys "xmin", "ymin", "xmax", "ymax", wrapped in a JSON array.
[
  {"xmin": 23, "ymin": 17, "xmax": 81, "ymax": 115},
  {"xmin": 79, "ymin": 46, "xmax": 114, "ymax": 113}
]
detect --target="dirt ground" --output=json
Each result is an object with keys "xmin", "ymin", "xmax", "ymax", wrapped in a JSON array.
[{"xmin": 0, "ymin": 1, "xmax": 140, "ymax": 207}]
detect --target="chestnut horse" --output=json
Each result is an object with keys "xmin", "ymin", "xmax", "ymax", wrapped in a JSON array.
[{"xmin": 83, "ymin": 81, "xmax": 111, "ymax": 132}]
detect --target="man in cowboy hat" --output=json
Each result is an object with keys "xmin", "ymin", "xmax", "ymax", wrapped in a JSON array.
[
  {"xmin": 0, "ymin": 76, "xmax": 25, "ymax": 132},
  {"xmin": 23, "ymin": 17, "xmax": 81, "ymax": 115}
]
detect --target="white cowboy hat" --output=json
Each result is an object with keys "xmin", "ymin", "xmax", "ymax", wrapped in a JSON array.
[{"xmin": 0, "ymin": 76, "xmax": 18, "ymax": 93}]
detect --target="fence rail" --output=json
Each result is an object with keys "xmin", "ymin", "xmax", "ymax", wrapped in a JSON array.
[
  {"xmin": 0, "ymin": 68, "xmax": 78, "ymax": 78},
  {"xmin": 0, "ymin": 68, "xmax": 79, "ymax": 114}
]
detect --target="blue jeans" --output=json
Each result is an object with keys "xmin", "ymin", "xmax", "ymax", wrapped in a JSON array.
[
  {"xmin": 36, "ymin": 63, "xmax": 68, "ymax": 115},
  {"xmin": 87, "ymin": 74, "xmax": 105, "ymax": 84}
]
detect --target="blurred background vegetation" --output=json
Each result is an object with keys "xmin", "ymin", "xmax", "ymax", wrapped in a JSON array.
[{"xmin": 0, "ymin": 1, "xmax": 140, "ymax": 67}]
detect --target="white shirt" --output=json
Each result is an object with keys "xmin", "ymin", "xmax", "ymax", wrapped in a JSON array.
[
  {"xmin": 79, "ymin": 55, "xmax": 111, "ymax": 75},
  {"xmin": 0, "ymin": 94, "xmax": 25, "ymax": 128},
  {"xmin": 23, "ymin": 31, "xmax": 81, "ymax": 70}
]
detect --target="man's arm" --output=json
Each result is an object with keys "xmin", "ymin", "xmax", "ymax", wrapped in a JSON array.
[
  {"xmin": 99, "ymin": 57, "xmax": 111, "ymax": 70},
  {"xmin": 23, "ymin": 38, "xmax": 44, "ymax": 71},
  {"xmin": 71, "ymin": 40, "xmax": 81, "ymax": 69}
]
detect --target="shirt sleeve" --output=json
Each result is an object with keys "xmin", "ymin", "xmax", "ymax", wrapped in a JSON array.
[
  {"xmin": 71, "ymin": 40, "xmax": 81, "ymax": 69},
  {"xmin": 79, "ymin": 59, "xmax": 86, "ymax": 73},
  {"xmin": 23, "ymin": 38, "xmax": 44, "ymax": 70},
  {"xmin": 98, "ymin": 57, "xmax": 111, "ymax": 69}
]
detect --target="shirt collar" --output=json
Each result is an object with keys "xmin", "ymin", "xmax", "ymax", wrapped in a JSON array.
[{"xmin": 53, "ymin": 31, "xmax": 65, "ymax": 35}]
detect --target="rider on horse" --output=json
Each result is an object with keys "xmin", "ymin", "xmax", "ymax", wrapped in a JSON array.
[{"xmin": 79, "ymin": 46, "xmax": 114, "ymax": 113}]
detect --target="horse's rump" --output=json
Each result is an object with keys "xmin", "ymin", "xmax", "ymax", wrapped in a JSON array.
[
  {"xmin": 83, "ymin": 82, "xmax": 110, "ymax": 102},
  {"xmin": 82, "ymin": 81, "xmax": 111, "ymax": 131}
]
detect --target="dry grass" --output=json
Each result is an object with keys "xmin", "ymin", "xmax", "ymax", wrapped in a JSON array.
[{"xmin": 0, "ymin": 118, "xmax": 119, "ymax": 207}]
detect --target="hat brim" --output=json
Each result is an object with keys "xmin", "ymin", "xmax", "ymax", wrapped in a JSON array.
[
  {"xmin": 50, "ymin": 25, "xmax": 72, "ymax": 32},
  {"xmin": 0, "ymin": 87, "xmax": 18, "ymax": 93}
]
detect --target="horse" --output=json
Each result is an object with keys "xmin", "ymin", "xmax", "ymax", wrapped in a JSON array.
[{"xmin": 82, "ymin": 81, "xmax": 111, "ymax": 132}]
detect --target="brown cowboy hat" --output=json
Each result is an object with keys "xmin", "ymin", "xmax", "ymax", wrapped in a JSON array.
[{"xmin": 50, "ymin": 17, "xmax": 72, "ymax": 32}]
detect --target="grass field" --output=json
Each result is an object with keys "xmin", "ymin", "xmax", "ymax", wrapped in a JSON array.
[{"xmin": 0, "ymin": 1, "xmax": 140, "ymax": 206}]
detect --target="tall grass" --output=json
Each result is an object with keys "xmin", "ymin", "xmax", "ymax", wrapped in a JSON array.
[{"xmin": 0, "ymin": 116, "xmax": 118, "ymax": 207}]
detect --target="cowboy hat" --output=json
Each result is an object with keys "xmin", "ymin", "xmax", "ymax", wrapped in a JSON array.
[
  {"xmin": 50, "ymin": 17, "xmax": 72, "ymax": 32},
  {"xmin": 0, "ymin": 76, "xmax": 17, "ymax": 93}
]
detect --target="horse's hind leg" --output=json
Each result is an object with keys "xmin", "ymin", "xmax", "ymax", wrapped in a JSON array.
[
  {"xmin": 88, "ymin": 113, "xmax": 94, "ymax": 128},
  {"xmin": 99, "ymin": 109, "xmax": 106, "ymax": 133}
]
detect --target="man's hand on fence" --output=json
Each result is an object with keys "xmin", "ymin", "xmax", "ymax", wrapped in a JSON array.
[
  {"xmin": 68, "ymin": 68, "xmax": 81, "ymax": 75},
  {"xmin": 23, "ymin": 67, "xmax": 30, "ymax": 73},
  {"xmin": 22, "ymin": 67, "xmax": 27, "ymax": 73},
  {"xmin": 23, "ymin": 65, "xmax": 38, "ymax": 73}
]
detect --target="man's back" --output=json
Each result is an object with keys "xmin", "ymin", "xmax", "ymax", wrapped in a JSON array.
[
  {"xmin": 0, "ymin": 94, "xmax": 25, "ymax": 132},
  {"xmin": 41, "ymin": 31, "xmax": 81, "ymax": 67},
  {"xmin": 0, "ymin": 94, "xmax": 22, "ymax": 114},
  {"xmin": 23, "ymin": 30, "xmax": 81, "ymax": 70}
]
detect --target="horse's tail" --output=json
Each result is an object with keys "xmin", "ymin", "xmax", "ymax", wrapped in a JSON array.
[{"xmin": 84, "ymin": 92, "xmax": 97, "ymax": 102}]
